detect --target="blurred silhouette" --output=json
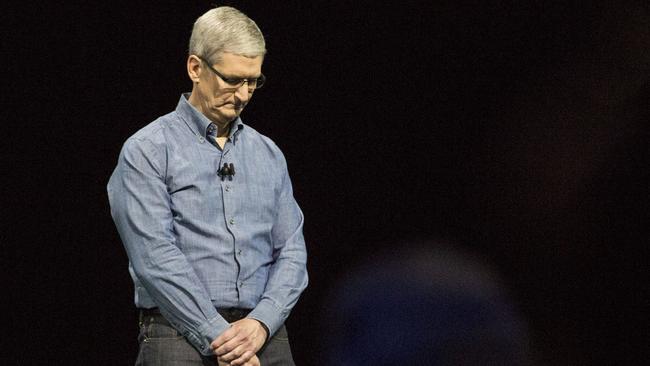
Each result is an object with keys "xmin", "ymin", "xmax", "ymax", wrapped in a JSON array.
[{"xmin": 323, "ymin": 243, "xmax": 532, "ymax": 365}]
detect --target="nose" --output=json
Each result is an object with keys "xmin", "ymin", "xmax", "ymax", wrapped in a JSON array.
[{"xmin": 233, "ymin": 82, "xmax": 252, "ymax": 104}]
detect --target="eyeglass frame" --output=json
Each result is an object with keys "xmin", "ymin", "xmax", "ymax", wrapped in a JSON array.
[{"xmin": 196, "ymin": 55, "xmax": 266, "ymax": 90}]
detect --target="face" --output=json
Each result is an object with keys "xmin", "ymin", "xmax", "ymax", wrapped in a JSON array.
[{"xmin": 188, "ymin": 52, "xmax": 264, "ymax": 128}]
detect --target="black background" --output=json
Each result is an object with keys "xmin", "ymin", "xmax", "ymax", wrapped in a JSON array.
[{"xmin": 4, "ymin": 1, "xmax": 648, "ymax": 365}]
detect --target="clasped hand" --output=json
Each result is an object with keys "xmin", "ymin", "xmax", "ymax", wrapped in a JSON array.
[{"xmin": 212, "ymin": 318, "xmax": 268, "ymax": 366}]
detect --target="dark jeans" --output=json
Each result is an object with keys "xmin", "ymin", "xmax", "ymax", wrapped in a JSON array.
[{"xmin": 135, "ymin": 315, "xmax": 295, "ymax": 366}]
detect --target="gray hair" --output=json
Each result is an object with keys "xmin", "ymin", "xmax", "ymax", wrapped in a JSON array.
[{"xmin": 189, "ymin": 6, "xmax": 266, "ymax": 64}]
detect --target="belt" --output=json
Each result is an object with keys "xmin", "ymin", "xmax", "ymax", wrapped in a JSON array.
[{"xmin": 139, "ymin": 307, "xmax": 252, "ymax": 325}]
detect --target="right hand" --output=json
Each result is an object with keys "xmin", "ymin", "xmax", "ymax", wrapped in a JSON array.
[{"xmin": 218, "ymin": 354, "xmax": 260, "ymax": 366}]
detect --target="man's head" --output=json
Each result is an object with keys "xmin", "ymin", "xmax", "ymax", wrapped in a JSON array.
[
  {"xmin": 187, "ymin": 7, "xmax": 266, "ymax": 130},
  {"xmin": 189, "ymin": 6, "xmax": 266, "ymax": 65}
]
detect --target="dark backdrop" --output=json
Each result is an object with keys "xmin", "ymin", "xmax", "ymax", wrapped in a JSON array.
[{"xmin": 4, "ymin": 1, "xmax": 648, "ymax": 365}]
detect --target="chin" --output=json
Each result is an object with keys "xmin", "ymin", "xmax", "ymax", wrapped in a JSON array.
[{"xmin": 213, "ymin": 111, "xmax": 238, "ymax": 123}]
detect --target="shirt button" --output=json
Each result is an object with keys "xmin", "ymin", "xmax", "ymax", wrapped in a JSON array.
[
  {"xmin": 229, "ymin": 218, "xmax": 235, "ymax": 225},
  {"xmin": 225, "ymin": 185, "xmax": 231, "ymax": 192},
  {"xmin": 237, "ymin": 249, "xmax": 242, "ymax": 255},
  {"xmin": 239, "ymin": 282, "xmax": 244, "ymax": 287},
  {"xmin": 198, "ymin": 137, "xmax": 205, "ymax": 143}
]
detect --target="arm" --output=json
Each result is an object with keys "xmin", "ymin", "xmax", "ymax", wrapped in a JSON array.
[
  {"xmin": 107, "ymin": 137, "xmax": 229, "ymax": 356},
  {"xmin": 248, "ymin": 179, "xmax": 308, "ymax": 333}
]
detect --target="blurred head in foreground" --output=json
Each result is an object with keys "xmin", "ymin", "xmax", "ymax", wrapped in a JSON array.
[{"xmin": 323, "ymin": 243, "xmax": 532, "ymax": 365}]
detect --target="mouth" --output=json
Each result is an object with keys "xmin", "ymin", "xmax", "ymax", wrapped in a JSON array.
[{"xmin": 214, "ymin": 103, "xmax": 245, "ymax": 112}]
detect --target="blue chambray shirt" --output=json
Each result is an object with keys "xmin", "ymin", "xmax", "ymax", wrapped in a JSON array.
[{"xmin": 107, "ymin": 94, "xmax": 308, "ymax": 355}]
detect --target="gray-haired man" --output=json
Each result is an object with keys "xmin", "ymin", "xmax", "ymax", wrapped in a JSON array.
[{"xmin": 108, "ymin": 6, "xmax": 308, "ymax": 366}]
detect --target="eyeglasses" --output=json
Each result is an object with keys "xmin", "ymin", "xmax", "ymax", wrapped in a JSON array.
[{"xmin": 197, "ymin": 56, "xmax": 266, "ymax": 90}]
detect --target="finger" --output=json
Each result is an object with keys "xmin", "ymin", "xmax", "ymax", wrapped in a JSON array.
[
  {"xmin": 215, "ymin": 334, "xmax": 246, "ymax": 356},
  {"xmin": 212, "ymin": 326, "xmax": 237, "ymax": 348},
  {"xmin": 230, "ymin": 350, "xmax": 255, "ymax": 366},
  {"xmin": 245, "ymin": 356, "xmax": 261, "ymax": 366},
  {"xmin": 218, "ymin": 344, "xmax": 249, "ymax": 362}
]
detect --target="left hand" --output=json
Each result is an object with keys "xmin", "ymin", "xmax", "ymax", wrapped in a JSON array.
[{"xmin": 211, "ymin": 318, "xmax": 268, "ymax": 366}]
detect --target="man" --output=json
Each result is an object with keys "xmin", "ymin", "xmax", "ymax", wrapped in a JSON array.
[{"xmin": 107, "ymin": 6, "xmax": 308, "ymax": 366}]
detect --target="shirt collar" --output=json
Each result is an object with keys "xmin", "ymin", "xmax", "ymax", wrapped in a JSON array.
[{"xmin": 176, "ymin": 93, "xmax": 245, "ymax": 141}]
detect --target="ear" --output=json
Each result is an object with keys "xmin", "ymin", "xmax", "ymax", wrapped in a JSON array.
[{"xmin": 187, "ymin": 55, "xmax": 202, "ymax": 83}]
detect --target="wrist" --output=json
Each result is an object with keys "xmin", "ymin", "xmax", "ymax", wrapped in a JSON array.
[{"xmin": 255, "ymin": 319, "xmax": 270, "ymax": 341}]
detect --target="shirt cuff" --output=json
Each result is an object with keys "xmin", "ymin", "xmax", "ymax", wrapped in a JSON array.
[
  {"xmin": 246, "ymin": 299, "xmax": 288, "ymax": 338},
  {"xmin": 186, "ymin": 314, "xmax": 231, "ymax": 356}
]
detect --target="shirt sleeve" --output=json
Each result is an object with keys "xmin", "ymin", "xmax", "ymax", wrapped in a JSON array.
[
  {"xmin": 107, "ymin": 137, "xmax": 229, "ymax": 356},
  {"xmin": 246, "ymin": 153, "xmax": 309, "ymax": 337}
]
